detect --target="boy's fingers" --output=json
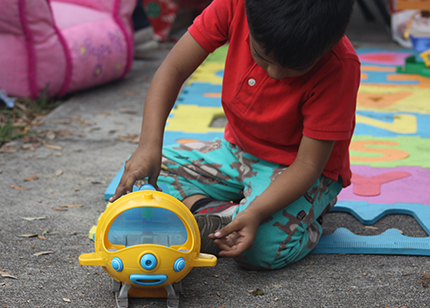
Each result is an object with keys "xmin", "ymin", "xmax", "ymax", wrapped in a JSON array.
[
  {"xmin": 109, "ymin": 177, "xmax": 135, "ymax": 202},
  {"xmin": 147, "ymin": 176, "xmax": 161, "ymax": 191},
  {"xmin": 213, "ymin": 222, "xmax": 237, "ymax": 239}
]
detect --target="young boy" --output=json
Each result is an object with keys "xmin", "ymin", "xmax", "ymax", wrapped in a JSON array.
[{"xmin": 110, "ymin": 0, "xmax": 360, "ymax": 270}]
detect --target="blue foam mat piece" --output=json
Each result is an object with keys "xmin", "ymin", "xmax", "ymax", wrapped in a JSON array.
[{"xmin": 312, "ymin": 201, "xmax": 430, "ymax": 255}]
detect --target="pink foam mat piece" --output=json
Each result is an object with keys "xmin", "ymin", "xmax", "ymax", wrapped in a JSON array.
[
  {"xmin": 351, "ymin": 171, "xmax": 411, "ymax": 196},
  {"xmin": 339, "ymin": 165, "xmax": 430, "ymax": 205}
]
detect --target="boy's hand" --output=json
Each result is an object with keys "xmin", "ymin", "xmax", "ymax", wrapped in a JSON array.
[
  {"xmin": 208, "ymin": 209, "xmax": 261, "ymax": 258},
  {"xmin": 109, "ymin": 145, "xmax": 161, "ymax": 202}
]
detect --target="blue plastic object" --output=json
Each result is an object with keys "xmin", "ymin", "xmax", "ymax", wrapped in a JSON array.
[
  {"xmin": 112, "ymin": 257, "xmax": 123, "ymax": 272},
  {"xmin": 140, "ymin": 254, "xmax": 157, "ymax": 271},
  {"xmin": 173, "ymin": 258, "xmax": 185, "ymax": 272},
  {"xmin": 108, "ymin": 206, "xmax": 188, "ymax": 248},
  {"xmin": 313, "ymin": 201, "xmax": 430, "ymax": 255},
  {"xmin": 130, "ymin": 274, "xmax": 167, "ymax": 286}
]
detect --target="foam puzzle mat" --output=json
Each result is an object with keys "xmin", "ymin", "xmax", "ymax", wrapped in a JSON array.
[{"xmin": 103, "ymin": 46, "xmax": 430, "ymax": 256}]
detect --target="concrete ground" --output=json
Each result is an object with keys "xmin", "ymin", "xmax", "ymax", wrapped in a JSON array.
[{"xmin": 1, "ymin": 1, "xmax": 429, "ymax": 308}]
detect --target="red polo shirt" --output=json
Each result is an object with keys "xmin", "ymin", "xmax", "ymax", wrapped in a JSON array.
[{"xmin": 188, "ymin": 0, "xmax": 360, "ymax": 187}]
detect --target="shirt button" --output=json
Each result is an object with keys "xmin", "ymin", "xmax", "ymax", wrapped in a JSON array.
[{"xmin": 248, "ymin": 78, "xmax": 256, "ymax": 86}]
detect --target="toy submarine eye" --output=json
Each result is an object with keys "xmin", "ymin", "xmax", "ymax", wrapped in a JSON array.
[
  {"xmin": 174, "ymin": 258, "xmax": 186, "ymax": 272},
  {"xmin": 140, "ymin": 253, "xmax": 157, "ymax": 270},
  {"xmin": 111, "ymin": 257, "xmax": 123, "ymax": 272}
]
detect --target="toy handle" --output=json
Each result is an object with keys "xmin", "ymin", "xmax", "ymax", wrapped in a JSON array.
[
  {"xmin": 404, "ymin": 11, "xmax": 422, "ymax": 39},
  {"xmin": 193, "ymin": 253, "xmax": 217, "ymax": 267},
  {"xmin": 79, "ymin": 252, "xmax": 105, "ymax": 266}
]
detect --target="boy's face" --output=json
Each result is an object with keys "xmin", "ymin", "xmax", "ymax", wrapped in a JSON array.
[{"xmin": 249, "ymin": 35, "xmax": 315, "ymax": 80}]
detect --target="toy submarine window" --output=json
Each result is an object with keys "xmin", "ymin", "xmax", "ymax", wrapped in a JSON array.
[{"xmin": 107, "ymin": 207, "xmax": 188, "ymax": 248}]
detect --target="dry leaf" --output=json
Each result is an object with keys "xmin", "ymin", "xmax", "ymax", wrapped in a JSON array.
[
  {"xmin": 37, "ymin": 235, "xmax": 47, "ymax": 240},
  {"xmin": 56, "ymin": 130, "xmax": 75, "ymax": 136},
  {"xmin": 59, "ymin": 204, "xmax": 83, "ymax": 208},
  {"xmin": 91, "ymin": 180, "xmax": 106, "ymax": 184},
  {"xmin": 124, "ymin": 90, "xmax": 137, "ymax": 95},
  {"xmin": 119, "ymin": 108, "xmax": 137, "ymax": 114},
  {"xmin": 24, "ymin": 174, "xmax": 39, "ymax": 181},
  {"xmin": 46, "ymin": 131, "xmax": 56, "ymax": 140},
  {"xmin": 364, "ymin": 226, "xmax": 379, "ymax": 230},
  {"xmin": 52, "ymin": 207, "xmax": 68, "ymax": 211},
  {"xmin": 22, "ymin": 217, "xmax": 46, "ymax": 221},
  {"xmin": 0, "ymin": 270, "xmax": 18, "ymax": 279},
  {"xmin": 249, "ymin": 288, "xmax": 264, "ymax": 296},
  {"xmin": 55, "ymin": 169, "xmax": 64, "ymax": 176},
  {"xmin": 62, "ymin": 298, "xmax": 71, "ymax": 303},
  {"xmin": 0, "ymin": 147, "xmax": 17, "ymax": 153},
  {"xmin": 26, "ymin": 142, "xmax": 41, "ymax": 151},
  {"xmin": 33, "ymin": 251, "xmax": 54, "ymax": 256},
  {"xmin": 45, "ymin": 144, "xmax": 62, "ymax": 151},
  {"xmin": 130, "ymin": 136, "xmax": 140, "ymax": 143},
  {"xmin": 14, "ymin": 102, "xmax": 29, "ymax": 112},
  {"xmin": 11, "ymin": 185, "xmax": 27, "ymax": 191},
  {"xmin": 21, "ymin": 143, "xmax": 35, "ymax": 150},
  {"xmin": 95, "ymin": 112, "xmax": 111, "ymax": 116},
  {"xmin": 19, "ymin": 234, "xmax": 39, "ymax": 238},
  {"xmin": 1, "ymin": 274, "xmax": 18, "ymax": 279},
  {"xmin": 41, "ymin": 230, "xmax": 60, "ymax": 236},
  {"xmin": 50, "ymin": 119, "xmax": 71, "ymax": 124}
]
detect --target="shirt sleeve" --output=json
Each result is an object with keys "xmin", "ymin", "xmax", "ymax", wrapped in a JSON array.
[
  {"xmin": 188, "ymin": 0, "xmax": 236, "ymax": 53},
  {"xmin": 302, "ymin": 54, "xmax": 361, "ymax": 141}
]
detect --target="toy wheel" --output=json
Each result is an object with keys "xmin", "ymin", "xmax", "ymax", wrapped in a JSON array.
[{"xmin": 112, "ymin": 278, "xmax": 121, "ymax": 293}]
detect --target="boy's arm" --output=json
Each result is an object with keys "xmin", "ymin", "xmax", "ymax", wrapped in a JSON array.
[
  {"xmin": 211, "ymin": 135, "xmax": 336, "ymax": 257},
  {"xmin": 110, "ymin": 32, "xmax": 209, "ymax": 201}
]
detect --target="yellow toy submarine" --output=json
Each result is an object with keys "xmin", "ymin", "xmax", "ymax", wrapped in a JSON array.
[{"xmin": 79, "ymin": 184, "xmax": 217, "ymax": 308}]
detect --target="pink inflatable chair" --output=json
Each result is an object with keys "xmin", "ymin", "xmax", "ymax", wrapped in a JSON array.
[{"xmin": 0, "ymin": 0, "xmax": 136, "ymax": 99}]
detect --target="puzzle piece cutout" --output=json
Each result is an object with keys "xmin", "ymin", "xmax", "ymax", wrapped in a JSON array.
[
  {"xmin": 339, "ymin": 166, "xmax": 430, "ymax": 205},
  {"xmin": 355, "ymin": 111, "xmax": 430, "ymax": 138},
  {"xmin": 166, "ymin": 104, "xmax": 224, "ymax": 133},
  {"xmin": 312, "ymin": 201, "xmax": 430, "ymax": 255},
  {"xmin": 351, "ymin": 171, "xmax": 411, "ymax": 196},
  {"xmin": 357, "ymin": 85, "xmax": 430, "ymax": 114},
  {"xmin": 350, "ymin": 136, "xmax": 430, "ymax": 168}
]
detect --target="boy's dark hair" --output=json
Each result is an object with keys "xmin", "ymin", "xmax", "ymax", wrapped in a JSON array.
[{"xmin": 245, "ymin": 0, "xmax": 355, "ymax": 70}]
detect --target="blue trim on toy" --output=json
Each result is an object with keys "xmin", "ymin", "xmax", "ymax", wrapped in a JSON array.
[
  {"xmin": 174, "ymin": 258, "xmax": 185, "ymax": 272},
  {"xmin": 140, "ymin": 253, "xmax": 157, "ymax": 270},
  {"xmin": 130, "ymin": 274, "xmax": 167, "ymax": 286},
  {"xmin": 111, "ymin": 257, "xmax": 123, "ymax": 272},
  {"xmin": 313, "ymin": 201, "xmax": 430, "ymax": 255}
]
